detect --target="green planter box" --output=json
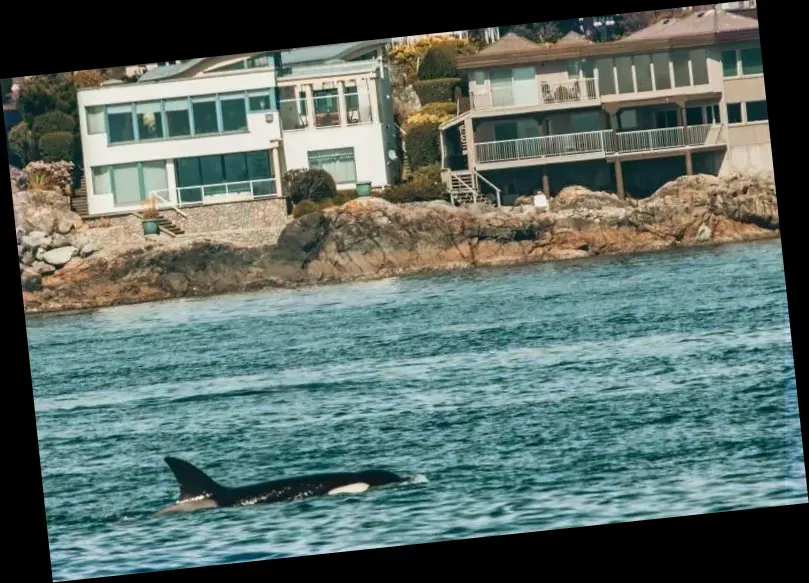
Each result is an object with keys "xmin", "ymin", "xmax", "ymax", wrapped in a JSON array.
[
  {"xmin": 356, "ymin": 182, "xmax": 372, "ymax": 197},
  {"xmin": 142, "ymin": 219, "xmax": 160, "ymax": 235}
]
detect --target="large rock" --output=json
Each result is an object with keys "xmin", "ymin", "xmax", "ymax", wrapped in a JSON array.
[
  {"xmin": 21, "ymin": 189, "xmax": 83, "ymax": 236},
  {"xmin": 22, "ymin": 231, "xmax": 52, "ymax": 252},
  {"xmin": 51, "ymin": 233, "xmax": 73, "ymax": 249},
  {"xmin": 42, "ymin": 246, "xmax": 78, "ymax": 267},
  {"xmin": 21, "ymin": 267, "xmax": 42, "ymax": 291},
  {"xmin": 80, "ymin": 242, "xmax": 100, "ymax": 258},
  {"xmin": 31, "ymin": 261, "xmax": 56, "ymax": 276}
]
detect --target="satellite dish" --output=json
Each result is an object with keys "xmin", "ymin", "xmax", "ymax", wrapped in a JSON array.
[{"xmin": 388, "ymin": 149, "xmax": 398, "ymax": 161}]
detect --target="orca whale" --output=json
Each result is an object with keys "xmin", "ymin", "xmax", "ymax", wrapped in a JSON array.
[{"xmin": 154, "ymin": 456, "xmax": 406, "ymax": 516}]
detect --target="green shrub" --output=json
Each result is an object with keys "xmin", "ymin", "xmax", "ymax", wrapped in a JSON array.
[
  {"xmin": 413, "ymin": 78, "xmax": 462, "ymax": 105},
  {"xmin": 404, "ymin": 122, "xmax": 440, "ymax": 169},
  {"xmin": 283, "ymin": 168, "xmax": 337, "ymax": 205},
  {"xmin": 420, "ymin": 102, "xmax": 457, "ymax": 116},
  {"xmin": 417, "ymin": 46, "xmax": 460, "ymax": 80},
  {"xmin": 409, "ymin": 163, "xmax": 443, "ymax": 186},
  {"xmin": 292, "ymin": 199, "xmax": 320, "ymax": 218},
  {"xmin": 377, "ymin": 180, "xmax": 447, "ymax": 204},
  {"xmin": 38, "ymin": 131, "xmax": 74, "ymax": 163},
  {"xmin": 318, "ymin": 198, "xmax": 335, "ymax": 210},
  {"xmin": 8, "ymin": 121, "xmax": 37, "ymax": 167},
  {"xmin": 32, "ymin": 111, "xmax": 76, "ymax": 138},
  {"xmin": 333, "ymin": 189, "xmax": 359, "ymax": 206}
]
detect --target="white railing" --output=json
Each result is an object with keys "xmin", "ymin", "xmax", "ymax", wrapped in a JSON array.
[
  {"xmin": 473, "ymin": 170, "xmax": 502, "ymax": 208},
  {"xmin": 471, "ymin": 78, "xmax": 599, "ymax": 110},
  {"xmin": 151, "ymin": 178, "xmax": 278, "ymax": 207},
  {"xmin": 476, "ymin": 129, "xmax": 615, "ymax": 164},
  {"xmin": 616, "ymin": 124, "xmax": 724, "ymax": 153}
]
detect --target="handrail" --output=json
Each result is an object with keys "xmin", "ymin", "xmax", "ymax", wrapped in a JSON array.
[
  {"xmin": 444, "ymin": 169, "xmax": 479, "ymax": 205},
  {"xmin": 473, "ymin": 170, "xmax": 502, "ymax": 208},
  {"xmin": 149, "ymin": 190, "xmax": 188, "ymax": 218}
]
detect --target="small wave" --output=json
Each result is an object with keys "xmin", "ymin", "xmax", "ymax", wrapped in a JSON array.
[{"xmin": 407, "ymin": 474, "xmax": 429, "ymax": 485}]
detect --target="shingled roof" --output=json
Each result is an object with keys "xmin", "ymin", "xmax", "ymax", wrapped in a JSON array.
[
  {"xmin": 475, "ymin": 32, "xmax": 540, "ymax": 57},
  {"xmin": 619, "ymin": 8, "xmax": 759, "ymax": 41}
]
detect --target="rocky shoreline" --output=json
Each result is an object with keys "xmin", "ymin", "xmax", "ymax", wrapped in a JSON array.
[{"xmin": 20, "ymin": 172, "xmax": 779, "ymax": 317}]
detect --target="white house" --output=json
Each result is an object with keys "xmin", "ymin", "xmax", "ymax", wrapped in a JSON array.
[{"xmin": 76, "ymin": 40, "xmax": 398, "ymax": 217}]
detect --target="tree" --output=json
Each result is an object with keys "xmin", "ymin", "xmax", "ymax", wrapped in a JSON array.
[
  {"xmin": 38, "ymin": 131, "xmax": 74, "ymax": 163},
  {"xmin": 8, "ymin": 121, "xmax": 37, "ymax": 167},
  {"xmin": 417, "ymin": 46, "xmax": 460, "ymax": 81},
  {"xmin": 17, "ymin": 73, "xmax": 78, "ymax": 126},
  {"xmin": 32, "ymin": 110, "xmax": 76, "ymax": 139},
  {"xmin": 74, "ymin": 69, "xmax": 106, "ymax": 89}
]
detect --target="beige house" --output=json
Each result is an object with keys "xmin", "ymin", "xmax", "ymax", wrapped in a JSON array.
[{"xmin": 439, "ymin": 8, "xmax": 769, "ymax": 205}]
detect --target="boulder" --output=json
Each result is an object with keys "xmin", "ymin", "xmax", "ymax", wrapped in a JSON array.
[
  {"xmin": 80, "ymin": 242, "xmax": 100, "ymax": 258},
  {"xmin": 22, "ymin": 231, "xmax": 52, "ymax": 252},
  {"xmin": 32, "ymin": 261, "xmax": 56, "ymax": 276},
  {"xmin": 51, "ymin": 233, "xmax": 72, "ymax": 249},
  {"xmin": 22, "ymin": 250, "xmax": 35, "ymax": 266},
  {"xmin": 42, "ymin": 246, "xmax": 78, "ymax": 267},
  {"xmin": 21, "ymin": 267, "xmax": 42, "ymax": 291}
]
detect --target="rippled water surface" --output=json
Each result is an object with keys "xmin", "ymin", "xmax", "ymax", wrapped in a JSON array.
[{"xmin": 28, "ymin": 239, "xmax": 805, "ymax": 580}]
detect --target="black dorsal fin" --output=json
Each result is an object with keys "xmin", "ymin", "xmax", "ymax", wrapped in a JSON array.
[{"xmin": 164, "ymin": 457, "xmax": 223, "ymax": 502}]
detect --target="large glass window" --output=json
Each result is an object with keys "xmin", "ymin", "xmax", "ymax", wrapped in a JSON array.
[
  {"xmin": 136, "ymin": 102, "xmax": 164, "ymax": 141},
  {"xmin": 727, "ymin": 102, "xmax": 743, "ymax": 124},
  {"xmin": 86, "ymin": 106, "xmax": 105, "ymax": 135},
  {"xmin": 595, "ymin": 58, "xmax": 615, "ymax": 95},
  {"xmin": 220, "ymin": 93, "xmax": 248, "ymax": 132},
  {"xmin": 722, "ymin": 50, "xmax": 739, "ymax": 78},
  {"xmin": 200, "ymin": 155, "xmax": 225, "ymax": 190},
  {"xmin": 685, "ymin": 107, "xmax": 704, "ymax": 126},
  {"xmin": 107, "ymin": 104, "xmax": 134, "ymax": 143},
  {"xmin": 111, "ymin": 163, "xmax": 141, "ymax": 206},
  {"xmin": 633, "ymin": 55, "xmax": 653, "ymax": 92},
  {"xmin": 618, "ymin": 109, "xmax": 639, "ymax": 130},
  {"xmin": 248, "ymin": 91, "xmax": 273, "ymax": 112},
  {"xmin": 652, "ymin": 53, "xmax": 671, "ymax": 90},
  {"xmin": 314, "ymin": 88, "xmax": 339, "ymax": 127},
  {"xmin": 246, "ymin": 151, "xmax": 274, "ymax": 195},
  {"xmin": 91, "ymin": 166, "xmax": 111, "ymax": 194},
  {"xmin": 746, "ymin": 100, "xmax": 768, "ymax": 122},
  {"xmin": 192, "ymin": 96, "xmax": 218, "ymax": 135},
  {"xmin": 615, "ymin": 56, "xmax": 634, "ymax": 94},
  {"xmin": 142, "ymin": 161, "xmax": 168, "ymax": 198},
  {"xmin": 741, "ymin": 47, "xmax": 763, "ymax": 75},
  {"xmin": 706, "ymin": 104, "xmax": 721, "ymax": 124},
  {"xmin": 175, "ymin": 151, "xmax": 275, "ymax": 202},
  {"xmin": 176, "ymin": 157, "xmax": 203, "ymax": 203},
  {"xmin": 165, "ymin": 98, "xmax": 191, "ymax": 137},
  {"xmin": 671, "ymin": 50, "xmax": 691, "ymax": 87},
  {"xmin": 223, "ymin": 152, "xmax": 249, "ymax": 192},
  {"xmin": 689, "ymin": 49, "xmax": 709, "ymax": 85},
  {"xmin": 308, "ymin": 148, "xmax": 357, "ymax": 184}
]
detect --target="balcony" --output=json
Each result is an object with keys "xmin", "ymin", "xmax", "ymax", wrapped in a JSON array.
[
  {"xmin": 470, "ymin": 78, "xmax": 599, "ymax": 112},
  {"xmin": 473, "ymin": 124, "xmax": 724, "ymax": 166},
  {"xmin": 476, "ymin": 130, "xmax": 614, "ymax": 164}
]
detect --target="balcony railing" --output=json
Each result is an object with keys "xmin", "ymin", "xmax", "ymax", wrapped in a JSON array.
[
  {"xmin": 151, "ymin": 178, "xmax": 278, "ymax": 207},
  {"xmin": 471, "ymin": 78, "xmax": 598, "ymax": 111},
  {"xmin": 616, "ymin": 124, "xmax": 723, "ymax": 154},
  {"xmin": 476, "ymin": 129, "xmax": 614, "ymax": 164},
  {"xmin": 473, "ymin": 124, "xmax": 724, "ymax": 164}
]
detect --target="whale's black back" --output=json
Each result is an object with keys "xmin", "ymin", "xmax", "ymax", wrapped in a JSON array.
[{"xmin": 163, "ymin": 457, "xmax": 404, "ymax": 508}]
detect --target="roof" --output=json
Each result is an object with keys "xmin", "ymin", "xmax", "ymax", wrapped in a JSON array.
[
  {"xmin": 137, "ymin": 38, "xmax": 389, "ymax": 83},
  {"xmin": 456, "ymin": 9, "xmax": 759, "ymax": 70},
  {"xmin": 619, "ymin": 8, "xmax": 759, "ymax": 41}
]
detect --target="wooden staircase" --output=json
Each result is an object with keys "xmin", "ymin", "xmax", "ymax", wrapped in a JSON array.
[
  {"xmin": 444, "ymin": 169, "xmax": 496, "ymax": 207},
  {"xmin": 154, "ymin": 215, "xmax": 185, "ymax": 236},
  {"xmin": 70, "ymin": 172, "xmax": 89, "ymax": 217}
]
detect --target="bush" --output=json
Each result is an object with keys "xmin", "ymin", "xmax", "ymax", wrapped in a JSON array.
[
  {"xmin": 387, "ymin": 37, "xmax": 475, "ymax": 84},
  {"xmin": 333, "ymin": 189, "xmax": 359, "ymax": 206},
  {"xmin": 38, "ymin": 131, "xmax": 74, "ymax": 163},
  {"xmin": 292, "ymin": 199, "xmax": 320, "ymax": 218},
  {"xmin": 409, "ymin": 163, "xmax": 443, "ymax": 186},
  {"xmin": 32, "ymin": 111, "xmax": 76, "ymax": 138},
  {"xmin": 404, "ymin": 122, "xmax": 440, "ymax": 169},
  {"xmin": 377, "ymin": 180, "xmax": 447, "ymax": 204},
  {"xmin": 18, "ymin": 73, "xmax": 78, "ymax": 126},
  {"xmin": 8, "ymin": 122, "xmax": 37, "ymax": 167},
  {"xmin": 405, "ymin": 103, "xmax": 456, "ymax": 127},
  {"xmin": 417, "ymin": 46, "xmax": 460, "ymax": 80},
  {"xmin": 74, "ymin": 70, "xmax": 106, "ymax": 89},
  {"xmin": 22, "ymin": 160, "xmax": 75, "ymax": 193},
  {"xmin": 283, "ymin": 168, "xmax": 338, "ymax": 205},
  {"xmin": 413, "ymin": 78, "xmax": 461, "ymax": 105}
]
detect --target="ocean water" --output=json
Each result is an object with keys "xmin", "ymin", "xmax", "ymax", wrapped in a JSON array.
[{"xmin": 28, "ymin": 239, "xmax": 805, "ymax": 580}]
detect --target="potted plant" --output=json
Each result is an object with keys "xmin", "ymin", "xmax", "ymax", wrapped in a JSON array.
[{"xmin": 141, "ymin": 195, "xmax": 161, "ymax": 235}]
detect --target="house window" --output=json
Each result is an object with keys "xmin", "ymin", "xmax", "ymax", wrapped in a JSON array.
[
  {"xmin": 136, "ymin": 102, "xmax": 164, "ymax": 141},
  {"xmin": 651, "ymin": 52, "xmax": 671, "ymax": 90},
  {"xmin": 175, "ymin": 151, "xmax": 274, "ymax": 203},
  {"xmin": 91, "ymin": 166, "xmax": 111, "ymax": 194},
  {"xmin": 615, "ymin": 56, "xmax": 634, "ymax": 93},
  {"xmin": 746, "ymin": 100, "xmax": 768, "ymax": 122},
  {"xmin": 86, "ymin": 106, "xmax": 105, "ymax": 135},
  {"xmin": 111, "ymin": 163, "xmax": 141, "ymax": 206},
  {"xmin": 313, "ymin": 88, "xmax": 339, "ymax": 127},
  {"xmin": 141, "ymin": 161, "xmax": 168, "ymax": 198},
  {"xmin": 740, "ymin": 47, "xmax": 763, "ymax": 75},
  {"xmin": 308, "ymin": 148, "xmax": 357, "ymax": 184},
  {"xmin": 220, "ymin": 93, "xmax": 248, "ymax": 132},
  {"xmin": 107, "ymin": 104, "xmax": 135, "ymax": 143},
  {"xmin": 595, "ymin": 58, "xmax": 615, "ymax": 95},
  {"xmin": 689, "ymin": 49, "xmax": 709, "ymax": 85},
  {"xmin": 727, "ymin": 102, "xmax": 743, "ymax": 124},
  {"xmin": 633, "ymin": 55, "xmax": 653, "ymax": 92},
  {"xmin": 705, "ymin": 104, "xmax": 721, "ymax": 124},
  {"xmin": 655, "ymin": 110, "xmax": 679, "ymax": 129},
  {"xmin": 165, "ymin": 98, "xmax": 192, "ymax": 137},
  {"xmin": 671, "ymin": 50, "xmax": 691, "ymax": 87},
  {"xmin": 721, "ymin": 50, "xmax": 739, "ymax": 78},
  {"xmin": 618, "ymin": 109, "xmax": 639, "ymax": 130},
  {"xmin": 192, "ymin": 96, "xmax": 218, "ymax": 135},
  {"xmin": 248, "ymin": 91, "xmax": 274, "ymax": 112}
]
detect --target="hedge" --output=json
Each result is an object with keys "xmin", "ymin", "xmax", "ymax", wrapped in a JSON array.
[
  {"xmin": 413, "ymin": 78, "xmax": 461, "ymax": 105},
  {"xmin": 404, "ymin": 122, "xmax": 441, "ymax": 169},
  {"xmin": 32, "ymin": 111, "xmax": 76, "ymax": 138},
  {"xmin": 417, "ymin": 46, "xmax": 460, "ymax": 80},
  {"xmin": 38, "ymin": 131, "xmax": 74, "ymax": 163}
]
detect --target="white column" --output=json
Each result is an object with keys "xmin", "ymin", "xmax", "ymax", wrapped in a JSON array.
[
  {"xmin": 368, "ymin": 77, "xmax": 380, "ymax": 123},
  {"xmin": 304, "ymin": 84, "xmax": 315, "ymax": 129},
  {"xmin": 439, "ymin": 129, "xmax": 447, "ymax": 168},
  {"xmin": 165, "ymin": 159, "xmax": 178, "ymax": 205},
  {"xmin": 271, "ymin": 147, "xmax": 283, "ymax": 196},
  {"xmin": 337, "ymin": 81, "xmax": 348, "ymax": 126}
]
